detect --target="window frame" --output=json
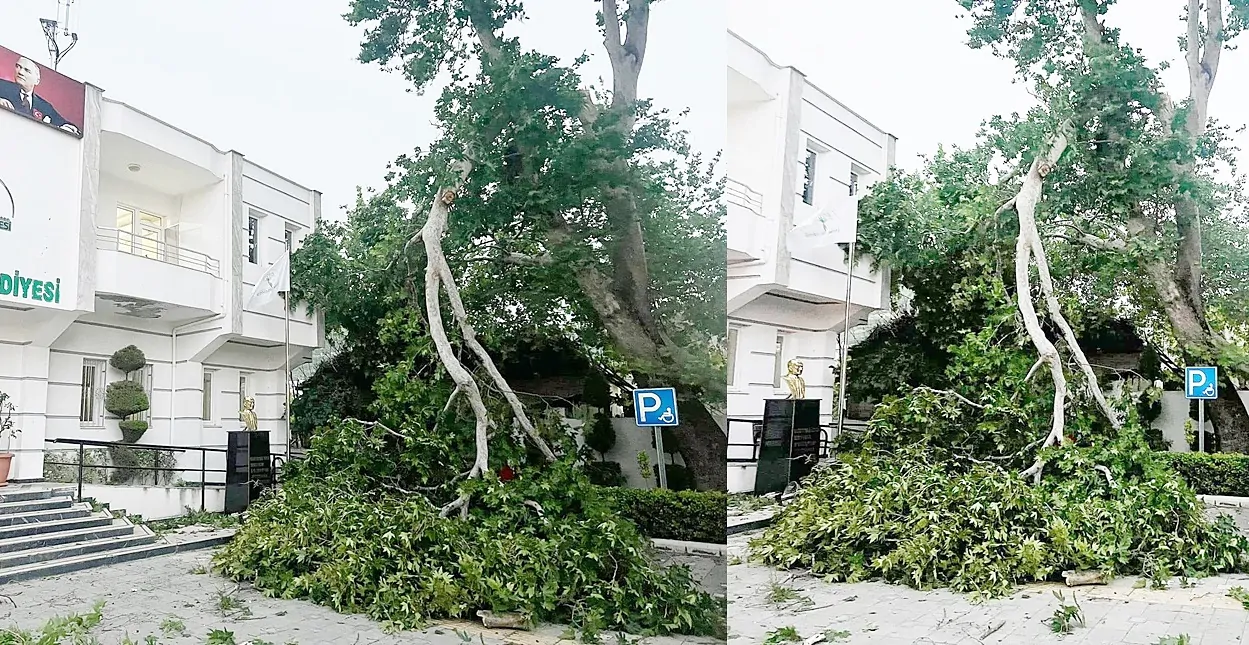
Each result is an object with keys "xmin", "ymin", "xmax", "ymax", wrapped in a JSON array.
[
  {"xmin": 80, "ymin": 359, "xmax": 106, "ymax": 427},
  {"xmin": 772, "ymin": 335, "xmax": 787, "ymax": 388},
  {"xmin": 202, "ymin": 370, "xmax": 216, "ymax": 424},
  {"xmin": 130, "ymin": 364, "xmax": 155, "ymax": 424},
  {"xmin": 727, "ymin": 328, "xmax": 739, "ymax": 387},
  {"xmin": 247, "ymin": 215, "xmax": 260, "ymax": 264},
  {"xmin": 116, "ymin": 204, "xmax": 166, "ymax": 261},
  {"xmin": 284, "ymin": 228, "xmax": 294, "ymax": 251},
  {"xmin": 238, "ymin": 373, "xmax": 250, "ymax": 421},
  {"xmin": 800, "ymin": 150, "xmax": 817, "ymax": 205}
]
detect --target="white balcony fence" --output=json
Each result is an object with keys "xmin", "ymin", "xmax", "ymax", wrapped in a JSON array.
[
  {"xmin": 96, "ymin": 227, "xmax": 220, "ymax": 278},
  {"xmin": 726, "ymin": 178, "xmax": 763, "ymax": 215}
]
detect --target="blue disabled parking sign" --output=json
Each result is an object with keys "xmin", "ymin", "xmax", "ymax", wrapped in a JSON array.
[
  {"xmin": 633, "ymin": 387, "xmax": 679, "ymax": 427},
  {"xmin": 1185, "ymin": 366, "xmax": 1219, "ymax": 400}
]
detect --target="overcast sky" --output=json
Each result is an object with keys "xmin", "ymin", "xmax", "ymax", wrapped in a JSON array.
[
  {"xmin": 0, "ymin": 0, "xmax": 723, "ymax": 218},
  {"xmin": 729, "ymin": 0, "xmax": 1249, "ymax": 173}
]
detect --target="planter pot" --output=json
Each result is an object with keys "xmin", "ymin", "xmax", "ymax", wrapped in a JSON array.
[{"xmin": 0, "ymin": 453, "xmax": 13, "ymax": 487}]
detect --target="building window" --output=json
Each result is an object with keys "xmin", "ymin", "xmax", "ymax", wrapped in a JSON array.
[
  {"xmin": 116, "ymin": 206, "xmax": 164, "ymax": 260},
  {"xmin": 202, "ymin": 370, "xmax": 214, "ymax": 422},
  {"xmin": 80, "ymin": 360, "xmax": 105, "ymax": 426},
  {"xmin": 727, "ymin": 328, "xmax": 739, "ymax": 387},
  {"xmin": 130, "ymin": 365, "xmax": 154, "ymax": 423},
  {"xmin": 238, "ymin": 373, "xmax": 250, "ymax": 421},
  {"xmin": 773, "ymin": 335, "xmax": 786, "ymax": 388},
  {"xmin": 247, "ymin": 215, "xmax": 260, "ymax": 264},
  {"xmin": 284, "ymin": 228, "xmax": 294, "ymax": 251},
  {"xmin": 849, "ymin": 172, "xmax": 859, "ymax": 197},
  {"xmin": 800, "ymin": 150, "xmax": 817, "ymax": 205}
]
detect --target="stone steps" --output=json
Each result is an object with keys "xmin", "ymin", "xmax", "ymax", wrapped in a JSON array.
[{"xmin": 0, "ymin": 485, "xmax": 189, "ymax": 583}]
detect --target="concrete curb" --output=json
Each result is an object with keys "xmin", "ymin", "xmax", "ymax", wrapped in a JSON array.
[
  {"xmin": 1200, "ymin": 494, "xmax": 1249, "ymax": 508},
  {"xmin": 650, "ymin": 538, "xmax": 726, "ymax": 556},
  {"xmin": 728, "ymin": 510, "xmax": 777, "ymax": 536}
]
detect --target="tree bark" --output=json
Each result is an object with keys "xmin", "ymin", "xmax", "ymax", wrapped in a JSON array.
[
  {"xmin": 1078, "ymin": 0, "xmax": 1249, "ymax": 451},
  {"xmin": 667, "ymin": 400, "xmax": 726, "ymax": 492},
  {"xmin": 464, "ymin": 0, "xmax": 726, "ymax": 490}
]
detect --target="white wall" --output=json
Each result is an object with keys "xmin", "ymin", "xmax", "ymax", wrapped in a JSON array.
[
  {"xmin": 727, "ymin": 31, "xmax": 894, "ymax": 450},
  {"xmin": 0, "ymin": 85, "xmax": 318, "ymax": 484},
  {"xmin": 79, "ymin": 482, "xmax": 225, "ymax": 520}
]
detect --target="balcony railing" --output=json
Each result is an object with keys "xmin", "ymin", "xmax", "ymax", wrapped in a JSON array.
[
  {"xmin": 726, "ymin": 178, "xmax": 764, "ymax": 215},
  {"xmin": 97, "ymin": 227, "xmax": 220, "ymax": 278}
]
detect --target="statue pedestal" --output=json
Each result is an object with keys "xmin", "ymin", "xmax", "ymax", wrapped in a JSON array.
[
  {"xmin": 754, "ymin": 398, "xmax": 822, "ymax": 495},
  {"xmin": 224, "ymin": 430, "xmax": 272, "ymax": 513}
]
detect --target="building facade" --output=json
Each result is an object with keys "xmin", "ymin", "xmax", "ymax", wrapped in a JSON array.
[
  {"xmin": 0, "ymin": 51, "xmax": 322, "ymax": 482},
  {"xmin": 726, "ymin": 32, "xmax": 895, "ymax": 493}
]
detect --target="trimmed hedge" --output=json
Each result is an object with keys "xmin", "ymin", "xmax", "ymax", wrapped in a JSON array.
[
  {"xmin": 1158, "ymin": 451, "xmax": 1249, "ymax": 497},
  {"xmin": 602, "ymin": 487, "xmax": 726, "ymax": 544}
]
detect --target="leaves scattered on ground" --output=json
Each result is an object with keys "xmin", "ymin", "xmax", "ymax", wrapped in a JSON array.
[
  {"xmin": 147, "ymin": 510, "xmax": 241, "ymax": 535},
  {"xmin": 1229, "ymin": 586, "xmax": 1249, "ymax": 610},
  {"xmin": 762, "ymin": 626, "xmax": 801, "ymax": 644}
]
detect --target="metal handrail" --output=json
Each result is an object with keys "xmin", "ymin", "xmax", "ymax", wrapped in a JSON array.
[
  {"xmin": 96, "ymin": 227, "xmax": 221, "ymax": 278},
  {"xmin": 45, "ymin": 438, "xmax": 236, "ymax": 513},
  {"xmin": 727, "ymin": 417, "xmax": 844, "ymax": 464},
  {"xmin": 726, "ymin": 178, "xmax": 764, "ymax": 215}
]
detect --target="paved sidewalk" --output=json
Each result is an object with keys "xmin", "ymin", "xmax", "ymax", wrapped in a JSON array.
[
  {"xmin": 0, "ymin": 549, "xmax": 722, "ymax": 644},
  {"xmin": 729, "ymin": 530, "xmax": 1249, "ymax": 644}
]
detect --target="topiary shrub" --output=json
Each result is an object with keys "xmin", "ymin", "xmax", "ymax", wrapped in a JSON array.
[
  {"xmin": 105, "ymin": 446, "xmax": 176, "ymax": 485},
  {"xmin": 584, "ymin": 461, "xmax": 625, "ymax": 487},
  {"xmin": 584, "ymin": 413, "xmax": 616, "ymax": 458},
  {"xmin": 106, "ymin": 446, "xmax": 143, "ymax": 485},
  {"xmin": 1158, "ymin": 451, "xmax": 1249, "ymax": 497},
  {"xmin": 602, "ymin": 487, "xmax": 726, "ymax": 544},
  {"xmin": 118, "ymin": 419, "xmax": 148, "ymax": 444},
  {"xmin": 109, "ymin": 345, "xmax": 147, "ymax": 375},
  {"xmin": 105, "ymin": 381, "xmax": 148, "ymax": 419}
]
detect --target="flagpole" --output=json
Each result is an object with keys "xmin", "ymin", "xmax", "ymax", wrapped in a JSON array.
[
  {"xmin": 282, "ymin": 246, "xmax": 292, "ymax": 463},
  {"xmin": 835, "ymin": 239, "xmax": 855, "ymax": 440}
]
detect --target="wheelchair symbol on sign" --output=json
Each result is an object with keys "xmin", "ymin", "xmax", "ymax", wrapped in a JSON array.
[{"xmin": 658, "ymin": 408, "xmax": 675, "ymax": 424}]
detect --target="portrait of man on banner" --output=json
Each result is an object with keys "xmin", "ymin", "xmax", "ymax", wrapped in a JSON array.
[{"xmin": 0, "ymin": 46, "xmax": 85, "ymax": 137}]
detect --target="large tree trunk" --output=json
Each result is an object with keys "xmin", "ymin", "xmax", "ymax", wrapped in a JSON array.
[
  {"xmin": 1144, "ymin": 256, "xmax": 1249, "ymax": 451},
  {"xmin": 669, "ymin": 401, "xmax": 727, "ymax": 492},
  {"xmin": 471, "ymin": 0, "xmax": 726, "ymax": 489},
  {"xmin": 1079, "ymin": 0, "xmax": 1249, "ymax": 451}
]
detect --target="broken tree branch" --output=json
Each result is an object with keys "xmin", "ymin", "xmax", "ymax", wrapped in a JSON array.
[{"xmin": 1010, "ymin": 130, "xmax": 1073, "ymax": 484}]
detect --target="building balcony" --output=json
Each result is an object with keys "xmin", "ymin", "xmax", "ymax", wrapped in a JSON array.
[
  {"xmin": 727, "ymin": 177, "xmax": 769, "ymax": 263},
  {"xmin": 93, "ymin": 228, "xmax": 221, "ymax": 321}
]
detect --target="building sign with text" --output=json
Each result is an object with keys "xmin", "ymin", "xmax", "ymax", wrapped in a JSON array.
[{"xmin": 0, "ymin": 43, "xmax": 84, "ymax": 311}]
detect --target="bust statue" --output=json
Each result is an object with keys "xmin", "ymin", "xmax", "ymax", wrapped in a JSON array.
[
  {"xmin": 783, "ymin": 359, "xmax": 806, "ymax": 400},
  {"xmin": 240, "ymin": 397, "xmax": 258, "ymax": 432}
]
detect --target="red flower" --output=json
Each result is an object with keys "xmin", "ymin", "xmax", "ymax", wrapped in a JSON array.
[{"xmin": 499, "ymin": 465, "xmax": 515, "ymax": 482}]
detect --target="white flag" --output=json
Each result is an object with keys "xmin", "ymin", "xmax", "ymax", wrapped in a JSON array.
[
  {"xmin": 246, "ymin": 252, "xmax": 290, "ymax": 309},
  {"xmin": 786, "ymin": 202, "xmax": 857, "ymax": 251}
]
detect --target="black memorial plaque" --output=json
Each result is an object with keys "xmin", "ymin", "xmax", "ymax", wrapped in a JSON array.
[
  {"xmin": 754, "ymin": 399, "xmax": 822, "ymax": 494},
  {"xmin": 225, "ymin": 430, "xmax": 273, "ymax": 513}
]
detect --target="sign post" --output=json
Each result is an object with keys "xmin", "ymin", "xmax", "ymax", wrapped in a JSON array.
[
  {"xmin": 1185, "ymin": 366, "xmax": 1218, "ymax": 453},
  {"xmin": 632, "ymin": 387, "xmax": 679, "ymax": 489}
]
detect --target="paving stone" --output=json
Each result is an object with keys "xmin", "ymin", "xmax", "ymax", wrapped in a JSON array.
[
  {"xmin": 729, "ymin": 530, "xmax": 1249, "ymax": 645},
  {"xmin": 0, "ymin": 548, "xmax": 721, "ymax": 644}
]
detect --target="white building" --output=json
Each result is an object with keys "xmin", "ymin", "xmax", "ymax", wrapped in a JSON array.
[
  {"xmin": 726, "ymin": 32, "xmax": 895, "ymax": 493},
  {"xmin": 0, "ymin": 50, "xmax": 322, "ymax": 483}
]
